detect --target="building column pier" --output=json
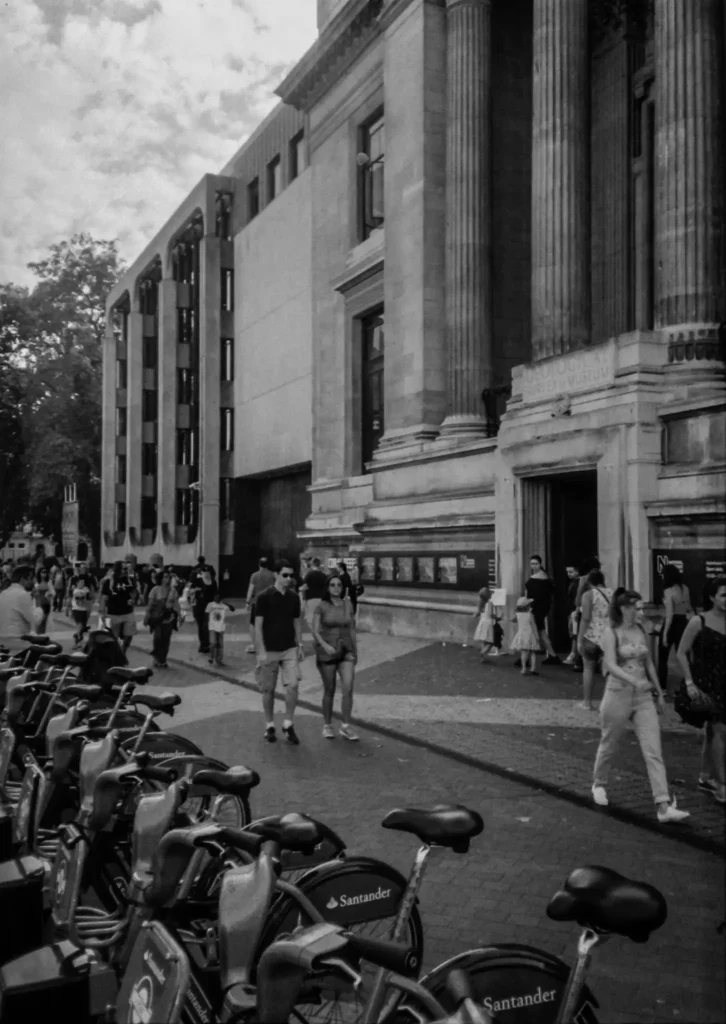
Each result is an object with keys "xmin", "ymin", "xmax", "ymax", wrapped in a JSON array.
[
  {"xmin": 126, "ymin": 309, "xmax": 143, "ymax": 542},
  {"xmin": 655, "ymin": 0, "xmax": 725, "ymax": 374},
  {"xmin": 157, "ymin": 278, "xmax": 178, "ymax": 544},
  {"xmin": 530, "ymin": 0, "xmax": 590, "ymax": 361},
  {"xmin": 437, "ymin": 0, "xmax": 492, "ymax": 441}
]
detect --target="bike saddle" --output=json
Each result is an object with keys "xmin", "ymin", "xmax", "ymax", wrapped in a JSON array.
[
  {"xmin": 129, "ymin": 691, "xmax": 182, "ymax": 713},
  {"xmin": 546, "ymin": 865, "xmax": 667, "ymax": 943},
  {"xmin": 60, "ymin": 683, "xmax": 103, "ymax": 702},
  {"xmin": 20, "ymin": 633, "xmax": 52, "ymax": 645},
  {"xmin": 107, "ymin": 666, "xmax": 154, "ymax": 683},
  {"xmin": 28, "ymin": 642, "xmax": 63, "ymax": 656},
  {"xmin": 0, "ymin": 666, "xmax": 25, "ymax": 680},
  {"xmin": 39, "ymin": 651, "xmax": 89, "ymax": 667},
  {"xmin": 192, "ymin": 765, "xmax": 261, "ymax": 797},
  {"xmin": 382, "ymin": 804, "xmax": 484, "ymax": 853},
  {"xmin": 249, "ymin": 812, "xmax": 323, "ymax": 854}
]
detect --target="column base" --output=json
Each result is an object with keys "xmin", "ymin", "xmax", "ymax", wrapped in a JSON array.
[
  {"xmin": 372, "ymin": 423, "xmax": 443, "ymax": 461},
  {"xmin": 433, "ymin": 413, "xmax": 490, "ymax": 446}
]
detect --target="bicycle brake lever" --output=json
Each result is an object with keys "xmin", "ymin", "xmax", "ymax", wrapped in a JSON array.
[{"xmin": 317, "ymin": 957, "xmax": 362, "ymax": 993}]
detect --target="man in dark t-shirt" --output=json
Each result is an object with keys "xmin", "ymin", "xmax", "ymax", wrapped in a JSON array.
[
  {"xmin": 254, "ymin": 559, "xmax": 304, "ymax": 745},
  {"xmin": 300, "ymin": 556, "xmax": 328, "ymax": 629},
  {"xmin": 99, "ymin": 562, "xmax": 137, "ymax": 652}
]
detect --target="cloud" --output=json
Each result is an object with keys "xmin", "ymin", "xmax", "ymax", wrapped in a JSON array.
[{"xmin": 0, "ymin": 0, "xmax": 317, "ymax": 285}]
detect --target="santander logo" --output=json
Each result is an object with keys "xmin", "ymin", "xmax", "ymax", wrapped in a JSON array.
[{"xmin": 326, "ymin": 886, "xmax": 392, "ymax": 910}]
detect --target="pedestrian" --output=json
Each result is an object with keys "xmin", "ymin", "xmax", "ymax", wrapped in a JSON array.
[
  {"xmin": 563, "ymin": 566, "xmax": 580, "ymax": 666},
  {"xmin": 300, "ymin": 556, "xmax": 328, "ymax": 629},
  {"xmin": 206, "ymin": 591, "xmax": 235, "ymax": 667},
  {"xmin": 473, "ymin": 586, "xmax": 497, "ymax": 659},
  {"xmin": 69, "ymin": 570, "xmax": 95, "ymax": 646},
  {"xmin": 311, "ymin": 572, "xmax": 359, "ymax": 740},
  {"xmin": 178, "ymin": 579, "xmax": 192, "ymax": 626},
  {"xmin": 245, "ymin": 557, "xmax": 276, "ymax": 654},
  {"xmin": 190, "ymin": 569, "xmax": 216, "ymax": 655},
  {"xmin": 336, "ymin": 560, "xmax": 361, "ymax": 615},
  {"xmin": 99, "ymin": 561, "xmax": 137, "ymax": 653},
  {"xmin": 591, "ymin": 588, "xmax": 690, "ymax": 823},
  {"xmin": 676, "ymin": 577, "xmax": 726, "ymax": 804},
  {"xmin": 509, "ymin": 596, "xmax": 541, "ymax": 675},
  {"xmin": 576, "ymin": 569, "xmax": 613, "ymax": 710},
  {"xmin": 145, "ymin": 570, "xmax": 180, "ymax": 669},
  {"xmin": 51, "ymin": 564, "xmax": 66, "ymax": 612},
  {"xmin": 0, "ymin": 564, "xmax": 36, "ymax": 651},
  {"xmin": 254, "ymin": 559, "xmax": 304, "ymax": 745},
  {"xmin": 658, "ymin": 564, "xmax": 693, "ymax": 697},
  {"xmin": 33, "ymin": 568, "xmax": 54, "ymax": 633},
  {"xmin": 525, "ymin": 555, "xmax": 560, "ymax": 664}
]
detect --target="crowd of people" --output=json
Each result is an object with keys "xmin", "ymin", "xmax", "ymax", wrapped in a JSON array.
[{"xmin": 472, "ymin": 556, "xmax": 726, "ymax": 814}]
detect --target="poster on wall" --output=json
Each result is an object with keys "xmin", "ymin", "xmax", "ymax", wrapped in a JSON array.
[
  {"xmin": 415, "ymin": 557, "xmax": 435, "ymax": 584},
  {"xmin": 652, "ymin": 549, "xmax": 726, "ymax": 605},
  {"xmin": 437, "ymin": 556, "xmax": 458, "ymax": 586},
  {"xmin": 395, "ymin": 557, "xmax": 414, "ymax": 583},
  {"xmin": 378, "ymin": 557, "xmax": 394, "ymax": 582},
  {"xmin": 360, "ymin": 557, "xmax": 377, "ymax": 582},
  {"xmin": 456, "ymin": 551, "xmax": 497, "ymax": 592}
]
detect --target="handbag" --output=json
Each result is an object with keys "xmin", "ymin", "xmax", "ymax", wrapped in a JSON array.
[{"xmin": 673, "ymin": 680, "xmax": 717, "ymax": 729}]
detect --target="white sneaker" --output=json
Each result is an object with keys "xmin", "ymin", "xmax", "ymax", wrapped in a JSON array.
[
  {"xmin": 591, "ymin": 785, "xmax": 609, "ymax": 807},
  {"xmin": 657, "ymin": 799, "xmax": 690, "ymax": 824},
  {"xmin": 339, "ymin": 723, "xmax": 359, "ymax": 741},
  {"xmin": 488, "ymin": 649, "xmax": 502, "ymax": 657},
  {"xmin": 322, "ymin": 725, "xmax": 334, "ymax": 739},
  {"xmin": 563, "ymin": 653, "xmax": 575, "ymax": 665}
]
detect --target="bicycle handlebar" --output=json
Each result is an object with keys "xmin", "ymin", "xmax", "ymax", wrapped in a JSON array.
[{"xmin": 342, "ymin": 931, "xmax": 420, "ymax": 977}]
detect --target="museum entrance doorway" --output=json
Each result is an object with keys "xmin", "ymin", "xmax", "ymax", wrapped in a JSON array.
[{"xmin": 522, "ymin": 471, "xmax": 598, "ymax": 650}]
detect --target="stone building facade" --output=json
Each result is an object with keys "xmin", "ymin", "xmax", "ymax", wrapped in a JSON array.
[{"xmin": 102, "ymin": 0, "xmax": 726, "ymax": 641}]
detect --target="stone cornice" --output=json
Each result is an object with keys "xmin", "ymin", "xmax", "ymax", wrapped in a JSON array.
[{"xmin": 276, "ymin": 0, "xmax": 384, "ymax": 112}]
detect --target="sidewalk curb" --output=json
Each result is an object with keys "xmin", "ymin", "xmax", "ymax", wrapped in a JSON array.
[{"xmin": 134, "ymin": 643, "xmax": 724, "ymax": 859}]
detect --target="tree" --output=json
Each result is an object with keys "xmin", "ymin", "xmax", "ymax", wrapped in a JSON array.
[{"xmin": 0, "ymin": 235, "xmax": 126, "ymax": 555}]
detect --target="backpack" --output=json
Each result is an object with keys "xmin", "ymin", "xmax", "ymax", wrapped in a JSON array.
[{"xmin": 79, "ymin": 628, "xmax": 128, "ymax": 692}]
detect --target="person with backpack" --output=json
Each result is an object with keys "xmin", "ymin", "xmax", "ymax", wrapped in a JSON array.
[{"xmin": 576, "ymin": 568, "xmax": 613, "ymax": 710}]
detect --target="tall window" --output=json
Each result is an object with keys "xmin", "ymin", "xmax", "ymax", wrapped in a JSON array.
[
  {"xmin": 221, "ymin": 338, "xmax": 235, "ymax": 382},
  {"xmin": 221, "ymin": 408, "xmax": 235, "ymax": 451},
  {"xmin": 215, "ymin": 192, "xmax": 233, "ymax": 240},
  {"xmin": 116, "ymin": 407, "xmax": 128, "ymax": 436},
  {"xmin": 116, "ymin": 454, "xmax": 127, "ymax": 485},
  {"xmin": 177, "ymin": 368, "xmax": 198, "ymax": 406},
  {"xmin": 222, "ymin": 269, "xmax": 234, "ymax": 312},
  {"xmin": 220, "ymin": 477, "xmax": 233, "ymax": 520},
  {"xmin": 267, "ymin": 156, "xmax": 282, "ymax": 202},
  {"xmin": 177, "ymin": 429, "xmax": 195, "ymax": 466},
  {"xmin": 141, "ymin": 497, "xmax": 157, "ymax": 531},
  {"xmin": 358, "ymin": 111, "xmax": 384, "ymax": 240},
  {"xmin": 360, "ymin": 308, "xmax": 385, "ymax": 470},
  {"xmin": 176, "ymin": 488, "xmax": 197, "ymax": 527},
  {"xmin": 116, "ymin": 359, "xmax": 127, "ymax": 390},
  {"xmin": 248, "ymin": 177, "xmax": 260, "ymax": 221},
  {"xmin": 115, "ymin": 503, "xmax": 127, "ymax": 533},
  {"xmin": 142, "ymin": 389, "xmax": 157, "ymax": 422},
  {"xmin": 290, "ymin": 131, "xmax": 306, "ymax": 180},
  {"xmin": 141, "ymin": 443, "xmax": 157, "ymax": 476}
]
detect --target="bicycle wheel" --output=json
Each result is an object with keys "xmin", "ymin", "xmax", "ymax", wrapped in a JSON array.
[
  {"xmin": 413, "ymin": 945, "xmax": 599, "ymax": 1024},
  {"xmin": 257, "ymin": 856, "xmax": 425, "ymax": 1024}
]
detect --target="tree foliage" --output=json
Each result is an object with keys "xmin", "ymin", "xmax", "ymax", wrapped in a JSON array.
[{"xmin": 0, "ymin": 235, "xmax": 126, "ymax": 553}]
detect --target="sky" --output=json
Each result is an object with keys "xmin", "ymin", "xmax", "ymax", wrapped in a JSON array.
[{"xmin": 0, "ymin": 0, "xmax": 318, "ymax": 286}]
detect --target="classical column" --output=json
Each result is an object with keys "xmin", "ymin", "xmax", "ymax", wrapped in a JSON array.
[
  {"xmin": 100, "ymin": 312, "xmax": 117, "ymax": 554},
  {"xmin": 438, "ymin": 0, "xmax": 491, "ymax": 440},
  {"xmin": 655, "ymin": 0, "xmax": 725, "ymax": 363},
  {"xmin": 531, "ymin": 0, "xmax": 590, "ymax": 361},
  {"xmin": 126, "ymin": 308, "xmax": 143, "ymax": 542},
  {"xmin": 156, "ymin": 277, "xmax": 178, "ymax": 543}
]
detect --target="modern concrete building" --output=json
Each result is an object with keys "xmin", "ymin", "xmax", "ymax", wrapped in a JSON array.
[{"xmin": 103, "ymin": 0, "xmax": 726, "ymax": 640}]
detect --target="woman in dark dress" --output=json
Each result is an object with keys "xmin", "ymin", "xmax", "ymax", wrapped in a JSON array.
[
  {"xmin": 677, "ymin": 577, "xmax": 726, "ymax": 804},
  {"xmin": 524, "ymin": 555, "xmax": 560, "ymax": 665}
]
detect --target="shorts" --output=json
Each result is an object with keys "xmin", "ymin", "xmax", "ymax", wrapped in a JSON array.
[
  {"xmin": 72, "ymin": 610, "xmax": 90, "ymax": 628},
  {"xmin": 533, "ymin": 611, "xmax": 548, "ymax": 632},
  {"xmin": 108, "ymin": 613, "xmax": 137, "ymax": 639},
  {"xmin": 257, "ymin": 648, "xmax": 299, "ymax": 694},
  {"xmin": 581, "ymin": 637, "xmax": 602, "ymax": 663}
]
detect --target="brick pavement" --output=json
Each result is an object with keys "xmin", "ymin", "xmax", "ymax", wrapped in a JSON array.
[
  {"xmin": 49, "ymin": 613, "xmax": 726, "ymax": 852},
  {"xmin": 147, "ymin": 662, "xmax": 725, "ymax": 1024}
]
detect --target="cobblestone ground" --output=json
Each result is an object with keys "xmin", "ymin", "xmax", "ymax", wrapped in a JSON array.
[{"xmin": 48, "ymin": 617, "xmax": 725, "ymax": 1022}]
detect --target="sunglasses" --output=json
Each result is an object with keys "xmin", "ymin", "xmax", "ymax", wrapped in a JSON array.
[{"xmin": 280, "ymin": 572, "xmax": 294, "ymax": 579}]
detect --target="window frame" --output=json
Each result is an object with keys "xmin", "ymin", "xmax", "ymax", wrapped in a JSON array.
[
  {"xmin": 359, "ymin": 306, "xmax": 385, "ymax": 471},
  {"xmin": 116, "ymin": 406, "xmax": 128, "ymax": 437},
  {"xmin": 290, "ymin": 131, "xmax": 306, "ymax": 181},
  {"xmin": 221, "ymin": 407, "xmax": 235, "ymax": 452},
  {"xmin": 221, "ymin": 338, "xmax": 235, "ymax": 382},
  {"xmin": 247, "ymin": 177, "xmax": 260, "ymax": 222},
  {"xmin": 221, "ymin": 269, "xmax": 234, "ymax": 313},
  {"xmin": 267, "ymin": 155, "xmax": 282, "ymax": 203},
  {"xmin": 358, "ymin": 108, "xmax": 385, "ymax": 242}
]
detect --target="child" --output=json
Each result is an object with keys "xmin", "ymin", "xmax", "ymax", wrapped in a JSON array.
[
  {"xmin": 510, "ymin": 596, "xmax": 541, "ymax": 675},
  {"xmin": 473, "ymin": 587, "xmax": 500, "ymax": 659},
  {"xmin": 206, "ymin": 591, "xmax": 235, "ymax": 667}
]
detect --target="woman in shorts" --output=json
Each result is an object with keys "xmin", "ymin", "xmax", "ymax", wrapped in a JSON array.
[
  {"xmin": 311, "ymin": 573, "xmax": 359, "ymax": 741},
  {"xmin": 577, "ymin": 569, "xmax": 613, "ymax": 710}
]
